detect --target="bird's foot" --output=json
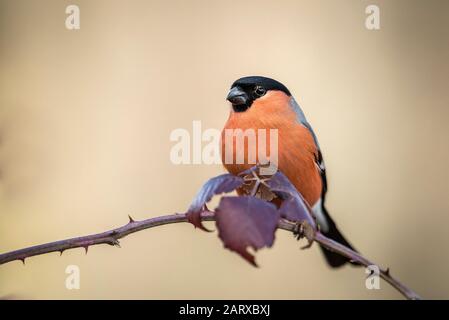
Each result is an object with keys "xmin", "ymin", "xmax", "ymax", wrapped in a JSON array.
[{"xmin": 293, "ymin": 221, "xmax": 315, "ymax": 249}]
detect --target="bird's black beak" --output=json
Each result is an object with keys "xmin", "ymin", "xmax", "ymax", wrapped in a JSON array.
[{"xmin": 226, "ymin": 86, "xmax": 249, "ymax": 107}]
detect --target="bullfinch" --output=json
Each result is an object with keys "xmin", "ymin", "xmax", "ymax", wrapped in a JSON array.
[{"xmin": 221, "ymin": 76, "xmax": 355, "ymax": 267}]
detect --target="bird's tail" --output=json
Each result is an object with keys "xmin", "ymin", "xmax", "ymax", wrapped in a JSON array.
[{"xmin": 318, "ymin": 206, "xmax": 358, "ymax": 268}]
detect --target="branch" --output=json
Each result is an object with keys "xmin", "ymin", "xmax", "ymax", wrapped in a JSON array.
[
  {"xmin": 0, "ymin": 212, "xmax": 215, "ymax": 265},
  {"xmin": 0, "ymin": 211, "xmax": 420, "ymax": 300},
  {"xmin": 313, "ymin": 232, "xmax": 421, "ymax": 300}
]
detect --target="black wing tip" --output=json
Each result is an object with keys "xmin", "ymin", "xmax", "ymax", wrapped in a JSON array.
[{"xmin": 319, "ymin": 212, "xmax": 360, "ymax": 268}]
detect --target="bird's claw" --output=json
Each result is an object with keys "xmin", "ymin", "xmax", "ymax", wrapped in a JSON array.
[
  {"xmin": 293, "ymin": 221, "xmax": 315, "ymax": 249},
  {"xmin": 293, "ymin": 221, "xmax": 304, "ymax": 240}
]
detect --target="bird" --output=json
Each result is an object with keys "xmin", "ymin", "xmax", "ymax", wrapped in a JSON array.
[{"xmin": 221, "ymin": 75, "xmax": 356, "ymax": 267}]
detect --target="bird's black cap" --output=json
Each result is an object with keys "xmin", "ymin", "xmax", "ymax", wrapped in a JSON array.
[{"xmin": 230, "ymin": 76, "xmax": 291, "ymax": 96}]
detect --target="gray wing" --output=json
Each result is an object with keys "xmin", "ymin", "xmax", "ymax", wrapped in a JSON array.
[
  {"xmin": 289, "ymin": 98, "xmax": 358, "ymax": 267},
  {"xmin": 289, "ymin": 97, "xmax": 329, "ymax": 231},
  {"xmin": 289, "ymin": 97, "xmax": 326, "ymax": 173}
]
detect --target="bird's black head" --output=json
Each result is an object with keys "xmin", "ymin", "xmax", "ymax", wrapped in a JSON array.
[{"xmin": 226, "ymin": 76, "xmax": 291, "ymax": 112}]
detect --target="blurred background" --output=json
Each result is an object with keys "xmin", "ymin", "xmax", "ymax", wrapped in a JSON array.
[{"xmin": 0, "ymin": 0, "xmax": 448, "ymax": 299}]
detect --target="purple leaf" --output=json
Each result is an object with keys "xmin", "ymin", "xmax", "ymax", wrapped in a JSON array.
[
  {"xmin": 187, "ymin": 174, "xmax": 244, "ymax": 231},
  {"xmin": 215, "ymin": 196, "xmax": 280, "ymax": 267},
  {"xmin": 267, "ymin": 171, "xmax": 317, "ymax": 229}
]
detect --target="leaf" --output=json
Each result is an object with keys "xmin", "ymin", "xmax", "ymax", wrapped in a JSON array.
[
  {"xmin": 215, "ymin": 196, "xmax": 280, "ymax": 267},
  {"xmin": 240, "ymin": 167, "xmax": 277, "ymax": 201},
  {"xmin": 266, "ymin": 171, "xmax": 317, "ymax": 229},
  {"xmin": 187, "ymin": 174, "xmax": 244, "ymax": 231}
]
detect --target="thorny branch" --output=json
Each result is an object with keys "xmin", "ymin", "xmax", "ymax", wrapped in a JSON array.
[{"xmin": 0, "ymin": 211, "xmax": 420, "ymax": 300}]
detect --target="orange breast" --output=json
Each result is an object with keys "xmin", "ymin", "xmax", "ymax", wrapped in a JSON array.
[{"xmin": 221, "ymin": 91, "xmax": 322, "ymax": 207}]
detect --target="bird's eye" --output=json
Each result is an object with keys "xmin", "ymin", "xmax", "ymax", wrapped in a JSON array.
[{"xmin": 254, "ymin": 86, "xmax": 266, "ymax": 97}]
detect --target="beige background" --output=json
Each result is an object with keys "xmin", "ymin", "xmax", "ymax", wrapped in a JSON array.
[{"xmin": 0, "ymin": 0, "xmax": 448, "ymax": 299}]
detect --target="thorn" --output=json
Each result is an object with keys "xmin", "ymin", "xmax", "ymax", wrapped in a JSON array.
[
  {"xmin": 110, "ymin": 238, "xmax": 121, "ymax": 248},
  {"xmin": 19, "ymin": 258, "xmax": 25, "ymax": 265},
  {"xmin": 128, "ymin": 215, "xmax": 135, "ymax": 223},
  {"xmin": 385, "ymin": 267, "xmax": 390, "ymax": 276},
  {"xmin": 83, "ymin": 246, "xmax": 89, "ymax": 254},
  {"xmin": 60, "ymin": 250, "xmax": 64, "ymax": 256}
]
